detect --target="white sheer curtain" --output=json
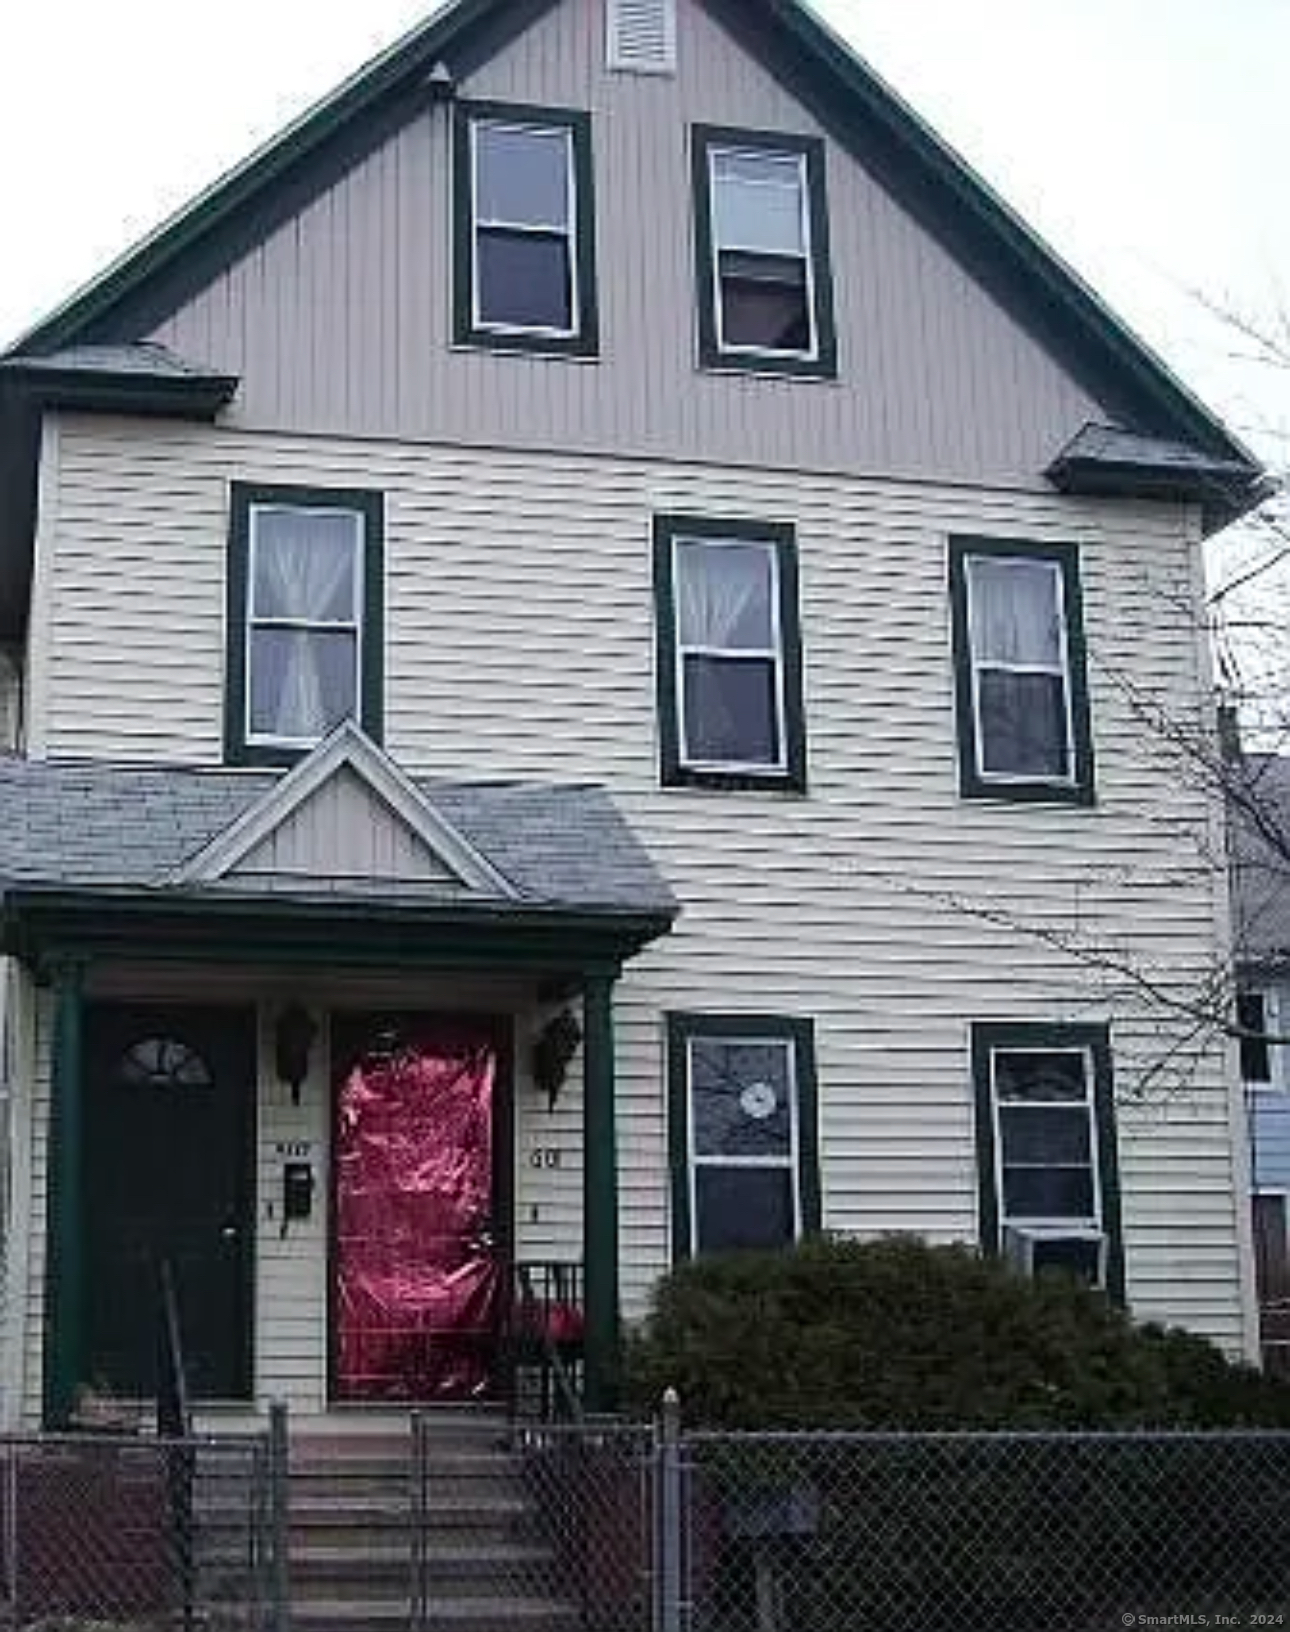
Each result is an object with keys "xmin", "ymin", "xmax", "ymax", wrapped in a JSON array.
[
  {"xmin": 971, "ymin": 557, "xmax": 1061, "ymax": 667},
  {"xmin": 253, "ymin": 510, "xmax": 358, "ymax": 740},
  {"xmin": 676, "ymin": 541, "xmax": 773, "ymax": 650}
]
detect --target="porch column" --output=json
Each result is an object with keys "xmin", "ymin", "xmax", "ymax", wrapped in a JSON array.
[
  {"xmin": 43, "ymin": 958, "xmax": 86, "ymax": 1428},
  {"xmin": 582, "ymin": 970, "xmax": 620, "ymax": 1413}
]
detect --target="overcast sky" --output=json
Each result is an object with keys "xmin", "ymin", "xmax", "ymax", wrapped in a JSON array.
[{"xmin": 0, "ymin": 0, "xmax": 1285, "ymax": 461}]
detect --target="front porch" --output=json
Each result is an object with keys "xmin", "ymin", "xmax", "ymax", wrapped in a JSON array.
[{"xmin": 0, "ymin": 728, "xmax": 676, "ymax": 1432}]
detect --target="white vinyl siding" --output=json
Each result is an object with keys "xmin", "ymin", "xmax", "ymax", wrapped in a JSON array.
[{"xmin": 25, "ymin": 419, "xmax": 1246, "ymax": 1369}]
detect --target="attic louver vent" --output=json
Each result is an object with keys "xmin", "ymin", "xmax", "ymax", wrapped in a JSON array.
[{"xmin": 607, "ymin": 0, "xmax": 676, "ymax": 74}]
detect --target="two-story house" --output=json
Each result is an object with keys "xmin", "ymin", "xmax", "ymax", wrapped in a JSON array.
[{"xmin": 0, "ymin": 0, "xmax": 1269, "ymax": 1429}]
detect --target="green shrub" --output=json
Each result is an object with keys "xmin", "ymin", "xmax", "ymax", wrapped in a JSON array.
[{"xmin": 624, "ymin": 1234, "xmax": 1290, "ymax": 1428}]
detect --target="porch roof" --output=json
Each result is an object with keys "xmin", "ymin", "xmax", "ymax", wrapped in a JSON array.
[{"xmin": 0, "ymin": 755, "xmax": 678, "ymax": 970}]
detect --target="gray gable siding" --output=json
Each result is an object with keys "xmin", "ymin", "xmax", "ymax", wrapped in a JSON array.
[{"xmin": 149, "ymin": 0, "xmax": 1104, "ymax": 488}]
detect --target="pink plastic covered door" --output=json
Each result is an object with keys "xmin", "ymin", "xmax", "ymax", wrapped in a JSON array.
[{"xmin": 332, "ymin": 1017, "xmax": 502, "ymax": 1401}]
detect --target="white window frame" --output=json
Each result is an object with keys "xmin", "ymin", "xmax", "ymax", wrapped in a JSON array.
[
  {"xmin": 1243, "ymin": 984, "xmax": 1290, "ymax": 1092},
  {"xmin": 707, "ymin": 143, "xmax": 819, "ymax": 363},
  {"xmin": 686, "ymin": 1032, "xmax": 802, "ymax": 1256},
  {"xmin": 990, "ymin": 1045, "xmax": 1103, "ymax": 1234},
  {"xmin": 673, "ymin": 534, "xmax": 789, "ymax": 775},
  {"xmin": 244, "ymin": 502, "xmax": 367, "ymax": 753},
  {"xmin": 469, "ymin": 116, "xmax": 581, "ymax": 340},
  {"xmin": 963, "ymin": 553, "xmax": 1077, "ymax": 788}
]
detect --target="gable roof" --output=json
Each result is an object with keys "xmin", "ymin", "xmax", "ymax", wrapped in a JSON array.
[
  {"xmin": 173, "ymin": 721, "xmax": 517, "ymax": 895},
  {"xmin": 0, "ymin": 0, "xmax": 1261, "ymax": 485},
  {"xmin": 0, "ymin": 751, "xmax": 678, "ymax": 919}
]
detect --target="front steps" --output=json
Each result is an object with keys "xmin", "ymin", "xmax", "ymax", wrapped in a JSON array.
[{"xmin": 201, "ymin": 1414, "xmax": 582, "ymax": 1632}]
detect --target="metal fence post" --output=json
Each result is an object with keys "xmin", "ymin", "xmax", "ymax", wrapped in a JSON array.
[
  {"xmin": 268, "ymin": 1399, "xmax": 290, "ymax": 1632},
  {"xmin": 410, "ymin": 1411, "xmax": 427, "ymax": 1632},
  {"xmin": 656, "ymin": 1388, "xmax": 683, "ymax": 1632}
]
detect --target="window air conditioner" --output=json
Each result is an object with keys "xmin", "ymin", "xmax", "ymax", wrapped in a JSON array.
[{"xmin": 1002, "ymin": 1225, "xmax": 1106, "ymax": 1289}]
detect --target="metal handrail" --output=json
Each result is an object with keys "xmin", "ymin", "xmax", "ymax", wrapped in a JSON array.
[
  {"xmin": 156, "ymin": 1257, "xmax": 196, "ymax": 1632},
  {"xmin": 511, "ymin": 1260, "xmax": 586, "ymax": 1423},
  {"xmin": 156, "ymin": 1257, "xmax": 192, "ymax": 1440}
]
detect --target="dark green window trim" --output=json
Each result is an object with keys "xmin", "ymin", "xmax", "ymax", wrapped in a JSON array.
[
  {"xmin": 452, "ymin": 99, "xmax": 599, "ymax": 358},
  {"xmin": 947, "ymin": 536, "xmax": 1096, "ymax": 806},
  {"xmin": 224, "ymin": 482, "xmax": 385, "ymax": 768},
  {"xmin": 691, "ymin": 123, "xmax": 837, "ymax": 380},
  {"xmin": 667, "ymin": 1011, "xmax": 822, "ymax": 1263},
  {"xmin": 653, "ymin": 514, "xmax": 808, "ymax": 793},
  {"xmin": 971, "ymin": 1020, "xmax": 1125, "ymax": 1303}
]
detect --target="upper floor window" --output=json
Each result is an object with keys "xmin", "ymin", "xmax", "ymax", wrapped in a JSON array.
[
  {"xmin": 948, "ymin": 538, "xmax": 1095, "ymax": 805},
  {"xmin": 692, "ymin": 126, "xmax": 836, "ymax": 378},
  {"xmin": 667, "ymin": 1012, "xmax": 821, "ymax": 1259},
  {"xmin": 454, "ymin": 101, "xmax": 599, "ymax": 357},
  {"xmin": 971, "ymin": 1021, "xmax": 1124, "ymax": 1299},
  {"xmin": 1241, "ymin": 986, "xmax": 1288, "ymax": 1090},
  {"xmin": 225, "ymin": 484, "xmax": 384, "ymax": 766},
  {"xmin": 653, "ymin": 515, "xmax": 807, "ymax": 792}
]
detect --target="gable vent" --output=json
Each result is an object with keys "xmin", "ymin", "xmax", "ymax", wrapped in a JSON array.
[{"xmin": 607, "ymin": 0, "xmax": 677, "ymax": 74}]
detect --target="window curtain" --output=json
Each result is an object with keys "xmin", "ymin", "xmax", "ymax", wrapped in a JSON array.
[
  {"xmin": 676, "ymin": 542, "xmax": 772, "ymax": 650},
  {"xmin": 254, "ymin": 512, "xmax": 357, "ymax": 740},
  {"xmin": 972, "ymin": 558, "xmax": 1060, "ymax": 667}
]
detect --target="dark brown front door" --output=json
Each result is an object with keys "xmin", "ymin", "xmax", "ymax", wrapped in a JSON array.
[
  {"xmin": 84, "ymin": 1004, "xmax": 256, "ymax": 1399},
  {"xmin": 331, "ymin": 1015, "xmax": 508, "ymax": 1402}
]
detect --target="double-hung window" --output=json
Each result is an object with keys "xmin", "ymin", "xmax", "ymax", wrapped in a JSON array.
[
  {"xmin": 653, "ymin": 516, "xmax": 807, "ymax": 791},
  {"xmin": 454, "ymin": 101, "xmax": 598, "ymax": 355},
  {"xmin": 948, "ymin": 538, "xmax": 1095, "ymax": 803},
  {"xmin": 226, "ymin": 483, "xmax": 384, "ymax": 765},
  {"xmin": 971, "ymin": 1021, "xmax": 1123, "ymax": 1298},
  {"xmin": 692, "ymin": 126, "xmax": 836, "ymax": 377},
  {"xmin": 668, "ymin": 1013, "xmax": 821, "ymax": 1259},
  {"xmin": 1240, "ymin": 985, "xmax": 1289, "ymax": 1091}
]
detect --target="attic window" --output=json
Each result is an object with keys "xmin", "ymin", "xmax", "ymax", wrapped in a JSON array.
[
  {"xmin": 607, "ymin": 0, "xmax": 676, "ymax": 74},
  {"xmin": 692, "ymin": 126, "xmax": 837, "ymax": 379}
]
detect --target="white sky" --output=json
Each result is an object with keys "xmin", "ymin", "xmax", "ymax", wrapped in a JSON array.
[{"xmin": 0, "ymin": 0, "xmax": 1286, "ymax": 464}]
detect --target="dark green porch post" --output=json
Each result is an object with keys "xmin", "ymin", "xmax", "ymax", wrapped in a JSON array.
[
  {"xmin": 43, "ymin": 958, "xmax": 87, "ymax": 1428},
  {"xmin": 582, "ymin": 970, "xmax": 620, "ymax": 1414}
]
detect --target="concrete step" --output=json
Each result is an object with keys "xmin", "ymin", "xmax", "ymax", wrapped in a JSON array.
[{"xmin": 292, "ymin": 1595, "xmax": 582, "ymax": 1632}]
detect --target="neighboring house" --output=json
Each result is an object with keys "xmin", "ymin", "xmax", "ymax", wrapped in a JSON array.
[
  {"xmin": 1231, "ymin": 754, "xmax": 1290, "ymax": 1374},
  {"xmin": 0, "ymin": 0, "xmax": 1270, "ymax": 1430}
]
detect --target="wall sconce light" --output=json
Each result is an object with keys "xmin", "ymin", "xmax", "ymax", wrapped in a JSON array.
[
  {"xmin": 533, "ymin": 1010, "xmax": 583, "ymax": 1113},
  {"xmin": 274, "ymin": 1003, "xmax": 317, "ymax": 1105}
]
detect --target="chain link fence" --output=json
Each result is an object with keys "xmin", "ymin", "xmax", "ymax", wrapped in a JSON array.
[
  {"xmin": 671, "ymin": 1428, "xmax": 1290, "ymax": 1632},
  {"xmin": 0, "ymin": 1431, "xmax": 274, "ymax": 1631},
  {"xmin": 412, "ymin": 1415, "xmax": 654, "ymax": 1632},
  {"xmin": 414, "ymin": 1413, "xmax": 1290, "ymax": 1632}
]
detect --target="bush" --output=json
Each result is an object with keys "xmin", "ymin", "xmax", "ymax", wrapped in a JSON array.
[{"xmin": 624, "ymin": 1234, "xmax": 1290, "ymax": 1428}]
